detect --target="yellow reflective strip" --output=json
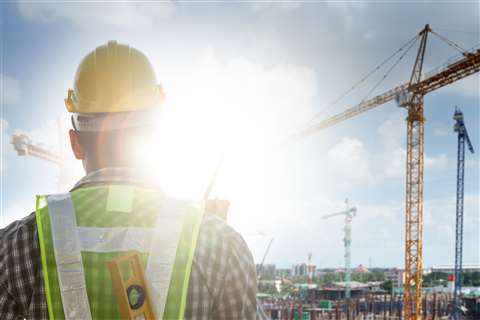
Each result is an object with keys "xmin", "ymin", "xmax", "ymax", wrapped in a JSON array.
[
  {"xmin": 35, "ymin": 195, "xmax": 55, "ymax": 320},
  {"xmin": 178, "ymin": 203, "xmax": 205, "ymax": 319}
]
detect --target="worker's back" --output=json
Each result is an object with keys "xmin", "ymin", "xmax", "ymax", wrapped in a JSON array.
[{"xmin": 0, "ymin": 167, "xmax": 258, "ymax": 319}]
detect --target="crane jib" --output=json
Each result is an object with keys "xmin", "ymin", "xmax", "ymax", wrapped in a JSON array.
[{"xmin": 289, "ymin": 49, "xmax": 480, "ymax": 142}]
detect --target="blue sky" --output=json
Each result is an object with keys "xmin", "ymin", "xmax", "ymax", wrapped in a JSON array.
[{"xmin": 0, "ymin": 1, "xmax": 478, "ymax": 269}]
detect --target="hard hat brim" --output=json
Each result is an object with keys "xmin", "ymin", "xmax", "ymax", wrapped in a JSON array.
[{"xmin": 71, "ymin": 108, "xmax": 161, "ymax": 132}]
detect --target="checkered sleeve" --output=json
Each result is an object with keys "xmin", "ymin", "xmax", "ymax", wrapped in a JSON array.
[
  {"xmin": 0, "ymin": 222, "xmax": 22, "ymax": 320},
  {"xmin": 0, "ymin": 214, "xmax": 48, "ymax": 320},
  {"xmin": 212, "ymin": 227, "xmax": 257, "ymax": 320}
]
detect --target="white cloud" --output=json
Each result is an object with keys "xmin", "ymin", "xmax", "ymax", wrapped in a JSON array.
[
  {"xmin": 0, "ymin": 118, "xmax": 8, "ymax": 132},
  {"xmin": 425, "ymin": 153, "xmax": 448, "ymax": 170},
  {"xmin": 0, "ymin": 118, "xmax": 9, "ymax": 173},
  {"xmin": 423, "ymin": 194, "xmax": 479, "ymax": 265},
  {"xmin": 383, "ymin": 146, "xmax": 406, "ymax": 179},
  {"xmin": 380, "ymin": 147, "xmax": 448, "ymax": 179},
  {"xmin": 21, "ymin": 118, "xmax": 63, "ymax": 155},
  {"xmin": 261, "ymin": 192, "xmax": 479, "ymax": 268},
  {"xmin": 432, "ymin": 122, "xmax": 451, "ymax": 137},
  {"xmin": 376, "ymin": 113, "xmax": 449, "ymax": 178},
  {"xmin": 162, "ymin": 47, "xmax": 318, "ymax": 146},
  {"xmin": 0, "ymin": 74, "xmax": 21, "ymax": 105},
  {"xmin": 376, "ymin": 114, "xmax": 405, "ymax": 149},
  {"xmin": 260, "ymin": 197, "xmax": 406, "ymax": 268},
  {"xmin": 374, "ymin": 114, "xmax": 407, "ymax": 179},
  {"xmin": 327, "ymin": 137, "xmax": 371, "ymax": 182},
  {"xmin": 440, "ymin": 73, "xmax": 479, "ymax": 99},
  {"xmin": 17, "ymin": 1, "xmax": 175, "ymax": 30}
]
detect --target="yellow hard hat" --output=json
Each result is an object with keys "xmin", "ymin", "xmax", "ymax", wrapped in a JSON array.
[{"xmin": 65, "ymin": 41, "xmax": 164, "ymax": 115}]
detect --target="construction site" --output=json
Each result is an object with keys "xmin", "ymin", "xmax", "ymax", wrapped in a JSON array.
[
  {"xmin": 251, "ymin": 25, "xmax": 480, "ymax": 320},
  {"xmin": 8, "ymin": 23, "xmax": 479, "ymax": 320},
  {"xmin": 1, "ymin": 2, "xmax": 479, "ymax": 320}
]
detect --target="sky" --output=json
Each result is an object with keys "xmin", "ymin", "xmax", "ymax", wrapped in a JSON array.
[{"xmin": 0, "ymin": 1, "xmax": 479, "ymax": 269}]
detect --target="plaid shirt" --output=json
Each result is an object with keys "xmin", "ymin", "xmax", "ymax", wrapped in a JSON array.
[{"xmin": 0, "ymin": 167, "xmax": 259, "ymax": 319}]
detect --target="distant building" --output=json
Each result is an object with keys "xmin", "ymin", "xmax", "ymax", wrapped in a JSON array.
[
  {"xmin": 275, "ymin": 268, "xmax": 292, "ymax": 277},
  {"xmin": 263, "ymin": 264, "xmax": 276, "ymax": 276},
  {"xmin": 307, "ymin": 264, "xmax": 317, "ymax": 277},
  {"xmin": 306, "ymin": 282, "xmax": 385, "ymax": 301},
  {"xmin": 385, "ymin": 268, "xmax": 404, "ymax": 288},
  {"xmin": 332, "ymin": 281, "xmax": 383, "ymax": 292},
  {"xmin": 354, "ymin": 264, "xmax": 370, "ymax": 273},
  {"xmin": 428, "ymin": 264, "xmax": 480, "ymax": 274},
  {"xmin": 292, "ymin": 263, "xmax": 308, "ymax": 276},
  {"xmin": 257, "ymin": 264, "xmax": 276, "ymax": 279},
  {"xmin": 291, "ymin": 263, "xmax": 317, "ymax": 277}
]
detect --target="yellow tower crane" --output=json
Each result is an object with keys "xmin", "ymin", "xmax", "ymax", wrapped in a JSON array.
[{"xmin": 288, "ymin": 25, "xmax": 480, "ymax": 320}]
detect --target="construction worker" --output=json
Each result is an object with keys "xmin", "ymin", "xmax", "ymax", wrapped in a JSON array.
[{"xmin": 0, "ymin": 41, "xmax": 258, "ymax": 319}]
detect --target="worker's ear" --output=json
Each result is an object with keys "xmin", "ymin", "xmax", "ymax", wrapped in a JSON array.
[{"xmin": 69, "ymin": 129, "xmax": 85, "ymax": 160}]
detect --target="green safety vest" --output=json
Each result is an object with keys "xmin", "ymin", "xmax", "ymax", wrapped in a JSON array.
[{"xmin": 35, "ymin": 185, "xmax": 205, "ymax": 319}]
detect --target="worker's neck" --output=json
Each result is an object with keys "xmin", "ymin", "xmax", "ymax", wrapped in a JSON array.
[{"xmin": 83, "ymin": 158, "xmax": 138, "ymax": 174}]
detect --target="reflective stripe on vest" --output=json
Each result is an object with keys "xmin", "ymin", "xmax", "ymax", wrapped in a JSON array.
[{"xmin": 35, "ymin": 185, "xmax": 204, "ymax": 319}]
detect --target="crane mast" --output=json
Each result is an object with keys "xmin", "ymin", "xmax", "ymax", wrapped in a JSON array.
[
  {"xmin": 452, "ymin": 107, "xmax": 474, "ymax": 320},
  {"xmin": 307, "ymin": 253, "xmax": 313, "ymax": 286},
  {"xmin": 323, "ymin": 200, "xmax": 357, "ymax": 299},
  {"xmin": 257, "ymin": 237, "xmax": 274, "ymax": 280},
  {"xmin": 399, "ymin": 24, "xmax": 430, "ymax": 320}
]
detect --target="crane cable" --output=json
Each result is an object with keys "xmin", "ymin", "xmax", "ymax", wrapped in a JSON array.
[
  {"xmin": 360, "ymin": 34, "xmax": 419, "ymax": 103},
  {"xmin": 430, "ymin": 30, "xmax": 470, "ymax": 56},
  {"xmin": 305, "ymin": 34, "xmax": 420, "ymax": 126},
  {"xmin": 435, "ymin": 28, "xmax": 480, "ymax": 36},
  {"xmin": 429, "ymin": 29, "xmax": 480, "ymax": 74},
  {"xmin": 204, "ymin": 29, "xmax": 479, "ymax": 193}
]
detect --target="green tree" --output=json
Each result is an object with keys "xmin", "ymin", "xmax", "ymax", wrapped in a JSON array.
[
  {"xmin": 317, "ymin": 272, "xmax": 341, "ymax": 286},
  {"xmin": 258, "ymin": 281, "xmax": 277, "ymax": 294},
  {"xmin": 381, "ymin": 280, "xmax": 393, "ymax": 293},
  {"xmin": 291, "ymin": 275, "xmax": 309, "ymax": 284},
  {"xmin": 423, "ymin": 272, "xmax": 448, "ymax": 287},
  {"xmin": 351, "ymin": 271, "xmax": 385, "ymax": 283},
  {"xmin": 462, "ymin": 271, "xmax": 480, "ymax": 286},
  {"xmin": 281, "ymin": 282, "xmax": 295, "ymax": 294}
]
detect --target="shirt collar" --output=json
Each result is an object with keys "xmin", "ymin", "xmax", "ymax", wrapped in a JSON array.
[{"xmin": 72, "ymin": 167, "xmax": 162, "ymax": 190}]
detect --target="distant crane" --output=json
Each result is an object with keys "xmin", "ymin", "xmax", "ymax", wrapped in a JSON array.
[
  {"xmin": 257, "ymin": 236, "xmax": 274, "ymax": 280},
  {"xmin": 323, "ymin": 199, "xmax": 357, "ymax": 299},
  {"xmin": 307, "ymin": 253, "xmax": 314, "ymax": 286},
  {"xmin": 11, "ymin": 117, "xmax": 65, "ymax": 166},
  {"xmin": 11, "ymin": 133, "xmax": 63, "ymax": 165},
  {"xmin": 452, "ymin": 107, "xmax": 474, "ymax": 320},
  {"xmin": 288, "ymin": 25, "xmax": 480, "ymax": 319},
  {"xmin": 10, "ymin": 118, "xmax": 69, "ymax": 191}
]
